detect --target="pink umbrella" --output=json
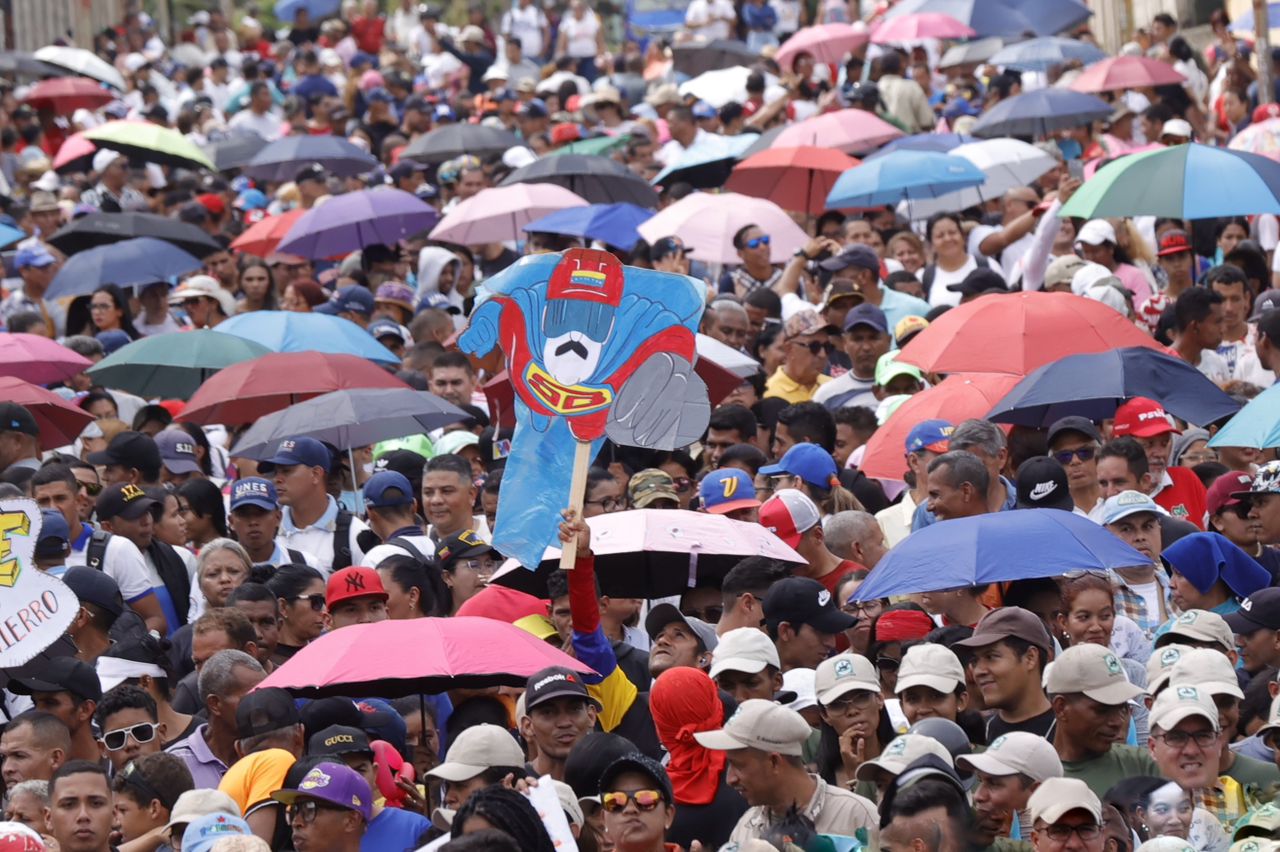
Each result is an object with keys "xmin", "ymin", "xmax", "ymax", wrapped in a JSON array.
[
  {"xmin": 429, "ymin": 184, "xmax": 588, "ymax": 245},
  {"xmin": 0, "ymin": 377, "xmax": 93, "ymax": 449},
  {"xmin": 1069, "ymin": 56, "xmax": 1186, "ymax": 93},
  {"xmin": 636, "ymin": 191, "xmax": 809, "ymax": 265},
  {"xmin": 0, "ymin": 334, "xmax": 92, "ymax": 385},
  {"xmin": 773, "ymin": 108, "xmax": 905, "ymax": 155},
  {"xmin": 491, "ymin": 508, "xmax": 806, "ymax": 599},
  {"xmin": 871, "ymin": 12, "xmax": 976, "ymax": 43},
  {"xmin": 52, "ymin": 131, "xmax": 95, "ymax": 170},
  {"xmin": 257, "ymin": 616, "xmax": 596, "ymax": 697},
  {"xmin": 776, "ymin": 23, "xmax": 871, "ymax": 70}
]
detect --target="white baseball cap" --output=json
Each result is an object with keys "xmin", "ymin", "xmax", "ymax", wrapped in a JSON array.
[
  {"xmin": 694, "ymin": 699, "xmax": 813, "ymax": 757},
  {"xmin": 1156, "ymin": 609, "xmax": 1235, "ymax": 653},
  {"xmin": 957, "ymin": 731, "xmax": 1063, "ymax": 782},
  {"xmin": 709, "ymin": 627, "xmax": 780, "ymax": 679},
  {"xmin": 1146, "ymin": 643, "xmax": 1193, "ymax": 695},
  {"xmin": 1161, "ymin": 118, "xmax": 1193, "ymax": 139},
  {"xmin": 781, "ymin": 667, "xmax": 817, "ymax": 713},
  {"xmin": 427, "ymin": 723, "xmax": 525, "ymax": 781},
  {"xmin": 814, "ymin": 653, "xmax": 880, "ymax": 706},
  {"xmin": 1076, "ymin": 219, "xmax": 1117, "ymax": 247},
  {"xmin": 895, "ymin": 643, "xmax": 964, "ymax": 696},
  {"xmin": 1028, "ymin": 777, "xmax": 1102, "ymax": 825},
  {"xmin": 1168, "ymin": 647, "xmax": 1243, "ymax": 700},
  {"xmin": 1044, "ymin": 644, "xmax": 1145, "ymax": 705},
  {"xmin": 1149, "ymin": 684, "xmax": 1220, "ymax": 733},
  {"xmin": 854, "ymin": 733, "xmax": 953, "ymax": 781}
]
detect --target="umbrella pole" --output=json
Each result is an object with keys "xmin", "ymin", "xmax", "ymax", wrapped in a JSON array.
[
  {"xmin": 348, "ymin": 446, "xmax": 365, "ymax": 514},
  {"xmin": 558, "ymin": 440, "xmax": 593, "ymax": 571}
]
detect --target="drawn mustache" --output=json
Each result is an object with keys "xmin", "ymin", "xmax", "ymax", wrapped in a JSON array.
[{"xmin": 555, "ymin": 340, "xmax": 590, "ymax": 359}]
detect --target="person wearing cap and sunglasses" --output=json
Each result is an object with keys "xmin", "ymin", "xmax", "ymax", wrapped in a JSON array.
[
  {"xmin": 1048, "ymin": 416, "xmax": 1105, "ymax": 516},
  {"xmin": 271, "ymin": 762, "xmax": 373, "ymax": 852},
  {"xmin": 764, "ymin": 309, "xmax": 837, "ymax": 404},
  {"xmin": 597, "ymin": 753, "xmax": 680, "ymax": 852}
]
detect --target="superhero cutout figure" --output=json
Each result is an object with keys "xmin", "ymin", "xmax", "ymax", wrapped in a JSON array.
[{"xmin": 459, "ymin": 248, "xmax": 710, "ymax": 569}]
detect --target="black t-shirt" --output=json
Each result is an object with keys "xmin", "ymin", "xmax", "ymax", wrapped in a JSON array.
[
  {"xmin": 480, "ymin": 247, "xmax": 520, "ymax": 280},
  {"xmin": 1254, "ymin": 545, "xmax": 1280, "ymax": 585},
  {"xmin": 668, "ymin": 767, "xmax": 749, "ymax": 851},
  {"xmin": 986, "ymin": 706, "xmax": 1056, "ymax": 743}
]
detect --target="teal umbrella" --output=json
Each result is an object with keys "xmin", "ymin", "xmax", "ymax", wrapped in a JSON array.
[
  {"xmin": 85, "ymin": 330, "xmax": 273, "ymax": 399},
  {"xmin": 1208, "ymin": 383, "xmax": 1280, "ymax": 449}
]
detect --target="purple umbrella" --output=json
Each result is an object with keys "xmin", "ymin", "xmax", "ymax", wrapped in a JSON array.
[{"xmin": 275, "ymin": 188, "xmax": 440, "ymax": 258}]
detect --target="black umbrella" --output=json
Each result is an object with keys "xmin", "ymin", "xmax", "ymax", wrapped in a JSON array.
[
  {"xmin": 0, "ymin": 51, "xmax": 64, "ymax": 79},
  {"xmin": 499, "ymin": 154, "xmax": 659, "ymax": 207},
  {"xmin": 672, "ymin": 40, "xmax": 759, "ymax": 77},
  {"xmin": 242, "ymin": 136, "xmax": 379, "ymax": 182},
  {"xmin": 400, "ymin": 124, "xmax": 520, "ymax": 164},
  {"xmin": 47, "ymin": 212, "xmax": 222, "ymax": 258},
  {"xmin": 207, "ymin": 131, "xmax": 270, "ymax": 172},
  {"xmin": 741, "ymin": 125, "xmax": 785, "ymax": 158}
]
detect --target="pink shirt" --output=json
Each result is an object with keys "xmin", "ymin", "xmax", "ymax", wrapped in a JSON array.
[{"xmin": 1114, "ymin": 263, "xmax": 1153, "ymax": 307}]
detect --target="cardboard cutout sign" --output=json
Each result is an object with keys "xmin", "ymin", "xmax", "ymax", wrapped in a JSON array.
[
  {"xmin": 460, "ymin": 249, "xmax": 709, "ymax": 569},
  {"xmin": 0, "ymin": 500, "xmax": 77, "ymax": 667}
]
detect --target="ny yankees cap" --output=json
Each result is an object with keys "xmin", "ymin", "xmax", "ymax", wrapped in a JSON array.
[{"xmin": 325, "ymin": 566, "xmax": 388, "ymax": 609}]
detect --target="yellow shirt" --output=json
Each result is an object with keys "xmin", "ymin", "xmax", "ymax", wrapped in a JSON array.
[
  {"xmin": 218, "ymin": 748, "xmax": 295, "ymax": 813},
  {"xmin": 764, "ymin": 367, "xmax": 831, "ymax": 403}
]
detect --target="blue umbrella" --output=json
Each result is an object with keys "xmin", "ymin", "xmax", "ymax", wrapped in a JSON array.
[
  {"xmin": 1208, "ymin": 383, "xmax": 1280, "ymax": 449},
  {"xmin": 972, "ymin": 89, "xmax": 1111, "ymax": 138},
  {"xmin": 0, "ymin": 223, "xmax": 24, "ymax": 249},
  {"xmin": 212, "ymin": 311, "xmax": 399, "ymax": 365},
  {"xmin": 986, "ymin": 347, "xmax": 1241, "ymax": 428},
  {"xmin": 46, "ymin": 236, "xmax": 201, "ymax": 299},
  {"xmin": 850, "ymin": 510, "xmax": 1149, "ymax": 601},
  {"xmin": 989, "ymin": 37, "xmax": 1108, "ymax": 72},
  {"xmin": 522, "ymin": 203, "xmax": 655, "ymax": 249},
  {"xmin": 864, "ymin": 132, "xmax": 974, "ymax": 161},
  {"xmin": 1009, "ymin": 0, "xmax": 1092, "ymax": 37},
  {"xmin": 825, "ymin": 150, "xmax": 985, "ymax": 209},
  {"xmin": 274, "ymin": 0, "xmax": 341, "ymax": 21},
  {"xmin": 1230, "ymin": 3, "xmax": 1280, "ymax": 32},
  {"xmin": 243, "ymin": 135, "xmax": 378, "ymax": 182},
  {"xmin": 880, "ymin": 0, "xmax": 1036, "ymax": 37}
]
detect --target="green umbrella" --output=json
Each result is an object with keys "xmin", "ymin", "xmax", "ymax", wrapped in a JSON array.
[
  {"xmin": 549, "ymin": 134, "xmax": 631, "ymax": 157},
  {"xmin": 86, "ymin": 330, "xmax": 272, "ymax": 399},
  {"xmin": 85, "ymin": 120, "xmax": 215, "ymax": 171}
]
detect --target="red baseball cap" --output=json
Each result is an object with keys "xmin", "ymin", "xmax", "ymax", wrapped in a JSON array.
[
  {"xmin": 326, "ymin": 566, "xmax": 388, "ymax": 608},
  {"xmin": 1156, "ymin": 230, "xmax": 1192, "ymax": 256},
  {"xmin": 1112, "ymin": 397, "xmax": 1178, "ymax": 439},
  {"xmin": 758, "ymin": 489, "xmax": 821, "ymax": 548},
  {"xmin": 196, "ymin": 192, "xmax": 226, "ymax": 217},
  {"xmin": 1207, "ymin": 471, "xmax": 1253, "ymax": 517}
]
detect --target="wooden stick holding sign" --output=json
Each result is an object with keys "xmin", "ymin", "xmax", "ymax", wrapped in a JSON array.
[{"xmin": 559, "ymin": 440, "xmax": 593, "ymax": 570}]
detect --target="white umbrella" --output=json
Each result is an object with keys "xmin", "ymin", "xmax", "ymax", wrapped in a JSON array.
[
  {"xmin": 697, "ymin": 333, "xmax": 760, "ymax": 378},
  {"xmin": 679, "ymin": 67, "xmax": 777, "ymax": 108},
  {"xmin": 904, "ymin": 138, "xmax": 1057, "ymax": 219},
  {"xmin": 34, "ymin": 46, "xmax": 126, "ymax": 91},
  {"xmin": 939, "ymin": 36, "xmax": 1003, "ymax": 69}
]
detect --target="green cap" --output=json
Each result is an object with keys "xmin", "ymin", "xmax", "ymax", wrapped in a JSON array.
[
  {"xmin": 874, "ymin": 352, "xmax": 924, "ymax": 388},
  {"xmin": 374, "ymin": 434, "xmax": 435, "ymax": 461}
]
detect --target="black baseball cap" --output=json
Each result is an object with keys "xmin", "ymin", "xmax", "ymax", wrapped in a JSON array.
[
  {"xmin": 1015, "ymin": 456, "xmax": 1074, "ymax": 511},
  {"xmin": 236, "ymin": 687, "xmax": 300, "ymax": 739},
  {"xmin": 649, "ymin": 237, "xmax": 691, "ymax": 262},
  {"xmin": 372, "ymin": 449, "xmax": 426, "ymax": 487},
  {"xmin": 946, "ymin": 267, "xmax": 1008, "ymax": 295},
  {"xmin": 1047, "ymin": 416, "xmax": 1103, "ymax": 447},
  {"xmin": 87, "ymin": 431, "xmax": 162, "ymax": 473},
  {"xmin": 819, "ymin": 243, "xmax": 879, "ymax": 274},
  {"xmin": 0, "ymin": 402, "xmax": 38, "ymax": 437},
  {"xmin": 524, "ymin": 666, "xmax": 601, "ymax": 713},
  {"xmin": 9, "ymin": 656, "xmax": 102, "ymax": 703},
  {"xmin": 61, "ymin": 567, "xmax": 124, "ymax": 621},
  {"xmin": 309, "ymin": 724, "xmax": 374, "ymax": 757},
  {"xmin": 435, "ymin": 529, "xmax": 491, "ymax": 569},
  {"xmin": 599, "ymin": 752, "xmax": 673, "ymax": 804},
  {"xmin": 763, "ymin": 576, "xmax": 856, "ymax": 634},
  {"xmin": 295, "ymin": 162, "xmax": 327, "ymax": 184},
  {"xmin": 565, "ymin": 732, "xmax": 641, "ymax": 800},
  {"xmin": 96, "ymin": 482, "xmax": 160, "ymax": 522},
  {"xmin": 1226, "ymin": 587, "xmax": 1280, "ymax": 633}
]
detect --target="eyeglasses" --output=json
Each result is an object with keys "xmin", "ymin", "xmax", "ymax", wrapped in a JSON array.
[
  {"xmin": 293, "ymin": 593, "xmax": 327, "ymax": 612},
  {"xmin": 744, "ymin": 235, "xmax": 771, "ymax": 249},
  {"xmin": 842, "ymin": 600, "xmax": 884, "ymax": 618},
  {"xmin": 459, "ymin": 558, "xmax": 498, "ymax": 575},
  {"xmin": 1052, "ymin": 446, "xmax": 1097, "ymax": 464},
  {"xmin": 101, "ymin": 722, "xmax": 159, "ymax": 751},
  {"xmin": 681, "ymin": 605, "xmax": 723, "ymax": 623},
  {"xmin": 793, "ymin": 340, "xmax": 836, "ymax": 356},
  {"xmin": 601, "ymin": 790, "xmax": 664, "ymax": 813},
  {"xmin": 1042, "ymin": 824, "xmax": 1102, "ymax": 842},
  {"xmin": 1152, "ymin": 729, "xmax": 1218, "ymax": 750},
  {"xmin": 586, "ymin": 496, "xmax": 625, "ymax": 512},
  {"xmin": 89, "ymin": 302, "xmax": 114, "ymax": 312},
  {"xmin": 875, "ymin": 656, "xmax": 901, "ymax": 672},
  {"xmin": 287, "ymin": 800, "xmax": 345, "ymax": 824},
  {"xmin": 670, "ymin": 476, "xmax": 693, "ymax": 494},
  {"xmin": 770, "ymin": 473, "xmax": 798, "ymax": 489},
  {"xmin": 824, "ymin": 690, "xmax": 877, "ymax": 711}
]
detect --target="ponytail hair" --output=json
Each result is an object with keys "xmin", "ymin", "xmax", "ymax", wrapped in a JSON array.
[{"xmin": 809, "ymin": 474, "xmax": 864, "ymax": 515}]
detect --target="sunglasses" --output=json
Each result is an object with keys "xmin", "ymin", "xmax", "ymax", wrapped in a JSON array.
[
  {"xmin": 1223, "ymin": 502, "xmax": 1253, "ymax": 519},
  {"xmin": 293, "ymin": 593, "xmax": 327, "ymax": 612},
  {"xmin": 1052, "ymin": 446, "xmax": 1097, "ymax": 464},
  {"xmin": 794, "ymin": 340, "xmax": 836, "ymax": 356},
  {"xmin": 681, "ymin": 605, "xmax": 723, "ymax": 623},
  {"xmin": 745, "ymin": 235, "xmax": 771, "ymax": 249},
  {"xmin": 601, "ymin": 790, "xmax": 664, "ymax": 813},
  {"xmin": 77, "ymin": 479, "xmax": 102, "ymax": 496},
  {"xmin": 875, "ymin": 656, "xmax": 900, "ymax": 672},
  {"xmin": 101, "ymin": 722, "xmax": 159, "ymax": 751}
]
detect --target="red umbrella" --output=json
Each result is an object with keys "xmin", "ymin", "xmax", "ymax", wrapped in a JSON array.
[
  {"xmin": 872, "ymin": 13, "xmax": 976, "ymax": 43},
  {"xmin": 256, "ymin": 616, "xmax": 597, "ymax": 697},
  {"xmin": 0, "ymin": 377, "xmax": 93, "ymax": 449},
  {"xmin": 772, "ymin": 109, "xmax": 905, "ymax": 155},
  {"xmin": 0, "ymin": 334, "xmax": 92, "ymax": 385},
  {"xmin": 1069, "ymin": 56, "xmax": 1186, "ymax": 93},
  {"xmin": 726, "ymin": 146, "xmax": 860, "ymax": 215},
  {"xmin": 897, "ymin": 291, "xmax": 1165, "ymax": 376},
  {"xmin": 230, "ymin": 209, "xmax": 306, "ymax": 258},
  {"xmin": 23, "ymin": 77, "xmax": 114, "ymax": 112},
  {"xmin": 859, "ymin": 374, "xmax": 1021, "ymax": 480},
  {"xmin": 177, "ymin": 351, "xmax": 409, "ymax": 426}
]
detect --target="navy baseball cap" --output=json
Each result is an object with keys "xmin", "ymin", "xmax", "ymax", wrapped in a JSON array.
[
  {"xmin": 649, "ymin": 236, "xmax": 691, "ymax": 262},
  {"xmin": 820, "ymin": 243, "xmax": 879, "ymax": 274},
  {"xmin": 36, "ymin": 509, "xmax": 71, "ymax": 559},
  {"xmin": 692, "ymin": 100, "xmax": 716, "ymax": 120},
  {"xmin": 369, "ymin": 318, "xmax": 412, "ymax": 344},
  {"xmin": 230, "ymin": 477, "xmax": 278, "ymax": 512},
  {"xmin": 905, "ymin": 419, "xmax": 953, "ymax": 454},
  {"xmin": 257, "ymin": 437, "xmax": 332, "ymax": 473},
  {"xmin": 518, "ymin": 98, "xmax": 548, "ymax": 118},
  {"xmin": 363, "ymin": 471, "xmax": 415, "ymax": 509},
  {"xmin": 367, "ymin": 87, "xmax": 394, "ymax": 104},
  {"xmin": 154, "ymin": 430, "xmax": 201, "ymax": 475},
  {"xmin": 842, "ymin": 303, "xmax": 888, "ymax": 334},
  {"xmin": 0, "ymin": 402, "xmax": 38, "ymax": 436},
  {"xmin": 60, "ymin": 567, "xmax": 123, "ymax": 619},
  {"xmin": 332, "ymin": 285, "xmax": 375, "ymax": 317}
]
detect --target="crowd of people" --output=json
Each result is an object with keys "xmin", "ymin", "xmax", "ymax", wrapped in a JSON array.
[{"xmin": 4, "ymin": 0, "xmax": 1280, "ymax": 851}]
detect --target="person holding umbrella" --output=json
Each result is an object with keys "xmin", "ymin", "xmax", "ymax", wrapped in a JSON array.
[{"xmin": 82, "ymin": 150, "xmax": 148, "ymax": 212}]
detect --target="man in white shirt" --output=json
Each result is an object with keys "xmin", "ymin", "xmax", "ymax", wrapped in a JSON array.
[
  {"xmin": 685, "ymin": 0, "xmax": 736, "ymax": 40},
  {"xmin": 227, "ymin": 81, "xmax": 283, "ymax": 141},
  {"xmin": 226, "ymin": 477, "xmax": 322, "ymax": 569},
  {"xmin": 655, "ymin": 106, "xmax": 710, "ymax": 166},
  {"xmin": 1171, "ymin": 286, "xmax": 1230, "ymax": 385}
]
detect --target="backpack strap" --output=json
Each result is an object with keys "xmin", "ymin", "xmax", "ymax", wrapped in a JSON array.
[
  {"xmin": 286, "ymin": 548, "xmax": 307, "ymax": 566},
  {"xmin": 332, "ymin": 510, "xmax": 354, "ymax": 571},
  {"xmin": 86, "ymin": 530, "xmax": 111, "ymax": 571}
]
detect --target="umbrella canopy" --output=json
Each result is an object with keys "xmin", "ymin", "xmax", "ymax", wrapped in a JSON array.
[
  {"xmin": 858, "ymin": 373, "xmax": 1021, "ymax": 479},
  {"xmin": 742, "ymin": 125, "xmax": 788, "ymax": 158},
  {"xmin": 1059, "ymin": 144, "xmax": 1280, "ymax": 219},
  {"xmin": 0, "ymin": 224, "xmax": 23, "ymax": 250},
  {"xmin": 206, "ymin": 132, "xmax": 270, "ymax": 172},
  {"xmin": 22, "ymin": 77, "xmax": 113, "ymax": 112},
  {"xmin": 989, "ymin": 36, "xmax": 1108, "ymax": 71},
  {"xmin": 178, "ymin": 351, "xmax": 409, "ymax": 426},
  {"xmin": 939, "ymin": 36, "xmax": 1003, "ymax": 67},
  {"xmin": 46, "ymin": 237, "xmax": 202, "ymax": 299},
  {"xmin": 274, "ymin": 0, "xmax": 342, "ymax": 22},
  {"xmin": 777, "ymin": 23, "xmax": 871, "ymax": 70},
  {"xmin": 400, "ymin": 124, "xmax": 519, "ymax": 164},
  {"xmin": 987, "ymin": 347, "xmax": 1241, "ymax": 428},
  {"xmin": 499, "ymin": 154, "xmax": 659, "ymax": 207},
  {"xmin": 213, "ymin": 312, "xmax": 400, "ymax": 365},
  {"xmin": 1069, "ymin": 56, "xmax": 1186, "ymax": 93},
  {"xmin": 548, "ymin": 134, "xmax": 632, "ymax": 158},
  {"xmin": 50, "ymin": 131, "xmax": 97, "ymax": 172},
  {"xmin": 672, "ymin": 40, "xmax": 759, "ymax": 76},
  {"xmin": 429, "ymin": 184, "xmax": 589, "ymax": 245},
  {"xmin": 522, "ymin": 202, "xmax": 654, "ymax": 249},
  {"xmin": 726, "ymin": 146, "xmax": 861, "ymax": 215},
  {"xmin": 971, "ymin": 88, "xmax": 1111, "ymax": 138},
  {"xmin": 243, "ymin": 136, "xmax": 378, "ymax": 182},
  {"xmin": 865, "ymin": 132, "xmax": 975, "ymax": 160},
  {"xmin": 872, "ymin": 12, "xmax": 976, "ymax": 42},
  {"xmin": 898, "ymin": 291, "xmax": 1165, "ymax": 375},
  {"xmin": 850, "ymin": 510, "xmax": 1148, "ymax": 601},
  {"xmin": 0, "ymin": 51, "xmax": 65, "ymax": 78},
  {"xmin": 1229, "ymin": 118, "xmax": 1280, "ymax": 163},
  {"xmin": 880, "ymin": 0, "xmax": 1036, "ymax": 36},
  {"xmin": 0, "ymin": 334, "xmax": 92, "ymax": 385},
  {"xmin": 0, "ymin": 378, "xmax": 93, "ymax": 450},
  {"xmin": 677, "ymin": 66, "xmax": 761, "ymax": 109},
  {"xmin": 33, "ymin": 46, "xmax": 125, "ymax": 90},
  {"xmin": 275, "ymin": 189, "xmax": 440, "ymax": 258},
  {"xmin": 636, "ymin": 192, "xmax": 809, "ymax": 265},
  {"xmin": 230, "ymin": 388, "xmax": 468, "ymax": 456},
  {"xmin": 83, "ymin": 121, "xmax": 214, "ymax": 171},
  {"xmin": 904, "ymin": 138, "xmax": 1058, "ymax": 218},
  {"xmin": 826, "ymin": 150, "xmax": 986, "ymax": 208},
  {"xmin": 85, "ymin": 331, "xmax": 274, "ymax": 400},
  {"xmin": 47, "ymin": 212, "xmax": 221, "ymax": 258},
  {"xmin": 1230, "ymin": 2, "xmax": 1280, "ymax": 31},
  {"xmin": 491, "ymin": 509, "xmax": 805, "ymax": 599},
  {"xmin": 1009, "ymin": 0, "xmax": 1093, "ymax": 36},
  {"xmin": 229, "ymin": 210, "xmax": 306, "ymax": 257},
  {"xmin": 1208, "ymin": 383, "xmax": 1280, "ymax": 449},
  {"xmin": 773, "ymin": 108, "xmax": 905, "ymax": 154},
  {"xmin": 651, "ymin": 133, "xmax": 756, "ymax": 188},
  {"xmin": 257, "ymin": 616, "xmax": 594, "ymax": 697}
]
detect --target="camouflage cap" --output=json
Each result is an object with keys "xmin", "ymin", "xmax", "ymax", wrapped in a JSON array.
[
  {"xmin": 628, "ymin": 468, "xmax": 679, "ymax": 509},
  {"xmin": 783, "ymin": 308, "xmax": 838, "ymax": 341}
]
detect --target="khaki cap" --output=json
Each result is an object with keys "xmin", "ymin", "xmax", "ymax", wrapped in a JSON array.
[
  {"xmin": 814, "ymin": 653, "xmax": 880, "ymax": 705},
  {"xmin": 1146, "ymin": 643, "xmax": 1193, "ymax": 695},
  {"xmin": 1044, "ymin": 643, "xmax": 1145, "ymax": 705},
  {"xmin": 694, "ymin": 699, "xmax": 813, "ymax": 756},
  {"xmin": 427, "ymin": 723, "xmax": 524, "ymax": 781},
  {"xmin": 1044, "ymin": 254, "xmax": 1089, "ymax": 289},
  {"xmin": 895, "ymin": 643, "xmax": 964, "ymax": 696},
  {"xmin": 1168, "ymin": 647, "xmax": 1244, "ymax": 700},
  {"xmin": 1149, "ymin": 684, "xmax": 1220, "ymax": 733},
  {"xmin": 1137, "ymin": 839, "xmax": 1196, "ymax": 852},
  {"xmin": 1154, "ymin": 609, "xmax": 1235, "ymax": 653},
  {"xmin": 956, "ymin": 731, "xmax": 1063, "ymax": 782},
  {"xmin": 709, "ymin": 627, "xmax": 780, "ymax": 679},
  {"xmin": 1028, "ymin": 777, "xmax": 1101, "ymax": 825},
  {"xmin": 854, "ymin": 733, "xmax": 953, "ymax": 781}
]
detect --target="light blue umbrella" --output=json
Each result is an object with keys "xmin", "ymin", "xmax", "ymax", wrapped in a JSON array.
[
  {"xmin": 46, "ymin": 236, "xmax": 202, "ymax": 298},
  {"xmin": 1208, "ymin": 383, "xmax": 1280, "ymax": 449},
  {"xmin": 523, "ymin": 203, "xmax": 654, "ymax": 249},
  {"xmin": 0, "ymin": 223, "xmax": 23, "ymax": 249},
  {"xmin": 825, "ymin": 150, "xmax": 985, "ymax": 209},
  {"xmin": 212, "ymin": 311, "xmax": 399, "ymax": 365},
  {"xmin": 1230, "ymin": 3, "xmax": 1280, "ymax": 32},
  {"xmin": 651, "ymin": 134, "xmax": 756, "ymax": 188},
  {"xmin": 864, "ymin": 132, "xmax": 974, "ymax": 161},
  {"xmin": 274, "ymin": 0, "xmax": 341, "ymax": 21},
  {"xmin": 989, "ymin": 37, "xmax": 1108, "ymax": 71}
]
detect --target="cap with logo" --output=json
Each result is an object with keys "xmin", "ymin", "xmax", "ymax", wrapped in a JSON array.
[
  {"xmin": 699, "ymin": 469, "xmax": 760, "ymax": 514},
  {"xmin": 326, "ymin": 566, "xmax": 389, "ymax": 608},
  {"xmin": 154, "ymin": 430, "xmax": 200, "ymax": 475},
  {"xmin": 236, "ymin": 686, "xmax": 300, "ymax": 738},
  {"xmin": 819, "ymin": 243, "xmax": 880, "ymax": 274},
  {"xmin": 362, "ymin": 470, "xmax": 415, "ymax": 509},
  {"xmin": 181, "ymin": 813, "xmax": 252, "ymax": 852},
  {"xmin": 905, "ymin": 419, "xmax": 953, "ymax": 454},
  {"xmin": 895, "ymin": 315, "xmax": 929, "ymax": 347},
  {"xmin": 13, "ymin": 243, "xmax": 56, "ymax": 270},
  {"xmin": 8, "ymin": 656, "xmax": 102, "ymax": 703},
  {"xmin": 369, "ymin": 318, "xmax": 413, "ymax": 345},
  {"xmin": 1233, "ymin": 460, "xmax": 1280, "ymax": 500},
  {"xmin": 1100, "ymin": 490, "xmax": 1168, "ymax": 526},
  {"xmin": 955, "ymin": 607, "xmax": 1053, "ymax": 655},
  {"xmin": 842, "ymin": 303, "xmax": 888, "ymax": 335},
  {"xmin": 1044, "ymin": 643, "xmax": 1145, "ymax": 705},
  {"xmin": 1158, "ymin": 230, "xmax": 1193, "ymax": 256},
  {"xmin": 709, "ymin": 627, "xmax": 780, "ymax": 678},
  {"xmin": 0, "ymin": 403, "xmax": 38, "ymax": 437},
  {"xmin": 163, "ymin": 789, "xmax": 240, "ymax": 833},
  {"xmin": 1112, "ymin": 397, "xmax": 1178, "ymax": 439},
  {"xmin": 693, "ymin": 698, "xmax": 814, "ymax": 756},
  {"xmin": 36, "ymin": 509, "xmax": 70, "ymax": 559},
  {"xmin": 758, "ymin": 489, "xmax": 822, "ymax": 548},
  {"xmin": 760, "ymin": 444, "xmax": 838, "ymax": 490},
  {"xmin": 434, "ymin": 529, "xmax": 491, "ymax": 570},
  {"xmin": 1154, "ymin": 609, "xmax": 1236, "ymax": 653},
  {"xmin": 428, "ymin": 723, "xmax": 525, "ymax": 781},
  {"xmin": 1044, "ymin": 255, "xmax": 1090, "ymax": 290},
  {"xmin": 331, "ymin": 285, "xmax": 375, "ymax": 317},
  {"xmin": 1149, "ymin": 684, "xmax": 1219, "ymax": 733},
  {"xmin": 821, "ymin": 279, "xmax": 864, "ymax": 311},
  {"xmin": 1146, "ymin": 643, "xmax": 1192, "ymax": 694},
  {"xmin": 764, "ymin": 576, "xmax": 856, "ymax": 635},
  {"xmin": 271, "ymin": 761, "xmax": 374, "ymax": 822},
  {"xmin": 230, "ymin": 477, "xmax": 278, "ymax": 512},
  {"xmin": 815, "ymin": 653, "xmax": 880, "ymax": 705},
  {"xmin": 87, "ymin": 430, "xmax": 162, "ymax": 472},
  {"xmin": 644, "ymin": 603, "xmax": 718, "ymax": 653},
  {"xmin": 1226, "ymin": 587, "xmax": 1280, "ymax": 634},
  {"xmin": 1233, "ymin": 803, "xmax": 1280, "ymax": 843},
  {"xmin": 1167, "ymin": 647, "xmax": 1244, "ymax": 699},
  {"xmin": 309, "ymin": 724, "xmax": 374, "ymax": 757},
  {"xmin": 628, "ymin": 468, "xmax": 680, "ymax": 508},
  {"xmin": 957, "ymin": 731, "xmax": 1063, "ymax": 781},
  {"xmin": 599, "ymin": 752, "xmax": 674, "ymax": 804},
  {"xmin": 255, "ymin": 436, "xmax": 332, "ymax": 473},
  {"xmin": 1028, "ymin": 777, "xmax": 1102, "ymax": 825},
  {"xmin": 1207, "ymin": 471, "xmax": 1254, "ymax": 517},
  {"xmin": 1015, "ymin": 456, "xmax": 1073, "ymax": 511},
  {"xmin": 295, "ymin": 163, "xmax": 327, "ymax": 184},
  {"xmin": 524, "ymin": 666, "xmax": 602, "ymax": 713},
  {"xmin": 96, "ymin": 482, "xmax": 160, "ymax": 522},
  {"xmin": 895, "ymin": 643, "xmax": 965, "ymax": 696},
  {"xmin": 855, "ymin": 733, "xmax": 954, "ymax": 781}
]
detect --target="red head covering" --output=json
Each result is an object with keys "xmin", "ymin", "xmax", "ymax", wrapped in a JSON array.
[
  {"xmin": 872, "ymin": 609, "xmax": 934, "ymax": 643},
  {"xmin": 649, "ymin": 667, "xmax": 726, "ymax": 806}
]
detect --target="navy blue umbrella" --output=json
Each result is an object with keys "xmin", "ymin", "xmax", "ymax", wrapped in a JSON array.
[
  {"xmin": 243, "ymin": 135, "xmax": 378, "ymax": 182},
  {"xmin": 972, "ymin": 89, "xmax": 1111, "ymax": 138},
  {"xmin": 864, "ymin": 132, "xmax": 975, "ymax": 161},
  {"xmin": 47, "ymin": 236, "xmax": 202, "ymax": 299},
  {"xmin": 985, "ymin": 347, "xmax": 1241, "ymax": 428},
  {"xmin": 523, "ymin": 203, "xmax": 655, "ymax": 249},
  {"xmin": 1009, "ymin": 0, "xmax": 1092, "ymax": 37}
]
